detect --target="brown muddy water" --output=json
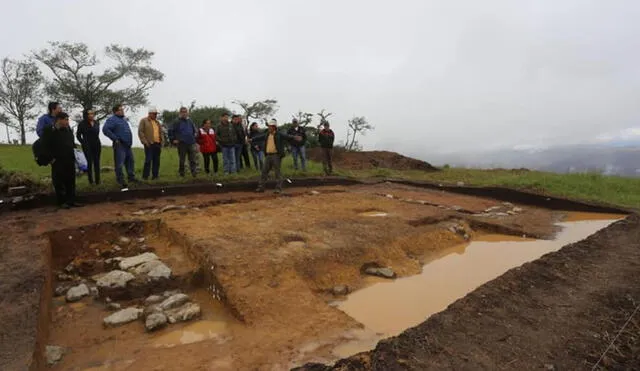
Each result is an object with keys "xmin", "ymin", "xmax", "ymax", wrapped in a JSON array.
[{"xmin": 332, "ymin": 214, "xmax": 625, "ymax": 357}]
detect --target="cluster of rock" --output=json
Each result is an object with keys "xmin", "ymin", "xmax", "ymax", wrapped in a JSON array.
[
  {"xmin": 104, "ymin": 291, "xmax": 201, "ymax": 331},
  {"xmin": 473, "ymin": 202, "xmax": 524, "ymax": 218},
  {"xmin": 377, "ymin": 193, "xmax": 471, "ymax": 214},
  {"xmin": 445, "ymin": 221, "xmax": 471, "ymax": 240},
  {"xmin": 131, "ymin": 204, "xmax": 190, "ymax": 216}
]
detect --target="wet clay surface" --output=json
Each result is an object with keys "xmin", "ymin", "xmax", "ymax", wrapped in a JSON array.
[
  {"xmin": 333, "ymin": 218, "xmax": 621, "ymax": 356},
  {"xmin": 300, "ymin": 214, "xmax": 640, "ymax": 371},
  {"xmin": 0, "ymin": 183, "xmax": 625, "ymax": 370}
]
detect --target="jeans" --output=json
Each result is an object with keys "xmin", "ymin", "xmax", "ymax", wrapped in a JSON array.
[
  {"xmin": 241, "ymin": 144, "xmax": 251, "ymax": 169},
  {"xmin": 322, "ymin": 148, "xmax": 333, "ymax": 175},
  {"xmin": 142, "ymin": 143, "xmax": 161, "ymax": 179},
  {"xmin": 82, "ymin": 144, "xmax": 101, "ymax": 184},
  {"xmin": 202, "ymin": 152, "xmax": 219, "ymax": 174},
  {"xmin": 51, "ymin": 160, "xmax": 76, "ymax": 205},
  {"xmin": 113, "ymin": 143, "xmax": 136, "ymax": 186},
  {"xmin": 251, "ymin": 149, "xmax": 264, "ymax": 171},
  {"xmin": 177, "ymin": 142, "xmax": 198, "ymax": 176},
  {"xmin": 258, "ymin": 154, "xmax": 283, "ymax": 191},
  {"xmin": 291, "ymin": 145, "xmax": 307, "ymax": 171},
  {"xmin": 221, "ymin": 146, "xmax": 236, "ymax": 174},
  {"xmin": 234, "ymin": 144, "xmax": 245, "ymax": 172}
]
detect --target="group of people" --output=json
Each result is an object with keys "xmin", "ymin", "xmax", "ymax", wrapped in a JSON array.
[{"xmin": 35, "ymin": 102, "xmax": 336, "ymax": 209}]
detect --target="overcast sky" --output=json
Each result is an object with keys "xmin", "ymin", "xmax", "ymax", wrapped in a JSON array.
[{"xmin": 2, "ymin": 0, "xmax": 640, "ymax": 157}]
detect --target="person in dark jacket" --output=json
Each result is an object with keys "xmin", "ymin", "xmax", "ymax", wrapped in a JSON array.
[
  {"xmin": 36, "ymin": 102, "xmax": 62, "ymax": 138},
  {"xmin": 248, "ymin": 122, "xmax": 266, "ymax": 171},
  {"xmin": 287, "ymin": 118, "xmax": 308, "ymax": 171},
  {"xmin": 216, "ymin": 112, "xmax": 237, "ymax": 175},
  {"xmin": 103, "ymin": 104, "xmax": 137, "ymax": 189},
  {"xmin": 197, "ymin": 119, "xmax": 218, "ymax": 174},
  {"xmin": 42, "ymin": 112, "xmax": 81, "ymax": 209},
  {"xmin": 169, "ymin": 107, "xmax": 198, "ymax": 177},
  {"xmin": 256, "ymin": 119, "xmax": 301, "ymax": 194},
  {"xmin": 318, "ymin": 121, "xmax": 335, "ymax": 176},
  {"xmin": 75, "ymin": 109, "xmax": 101, "ymax": 184},
  {"xmin": 232, "ymin": 114, "xmax": 249, "ymax": 172}
]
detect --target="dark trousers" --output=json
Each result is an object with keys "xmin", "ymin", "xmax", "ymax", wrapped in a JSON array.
[
  {"xmin": 113, "ymin": 143, "xmax": 136, "ymax": 185},
  {"xmin": 258, "ymin": 154, "xmax": 283, "ymax": 190},
  {"xmin": 143, "ymin": 143, "xmax": 162, "ymax": 180},
  {"xmin": 178, "ymin": 142, "xmax": 197, "ymax": 176},
  {"xmin": 202, "ymin": 152, "xmax": 218, "ymax": 173},
  {"xmin": 251, "ymin": 149, "xmax": 264, "ymax": 171},
  {"xmin": 82, "ymin": 144, "xmax": 101, "ymax": 184},
  {"xmin": 322, "ymin": 148, "xmax": 333, "ymax": 175},
  {"xmin": 51, "ymin": 160, "xmax": 76, "ymax": 205},
  {"xmin": 241, "ymin": 144, "xmax": 251, "ymax": 169}
]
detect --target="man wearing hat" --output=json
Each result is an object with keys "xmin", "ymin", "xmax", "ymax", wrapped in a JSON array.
[
  {"xmin": 138, "ymin": 106, "xmax": 164, "ymax": 180},
  {"xmin": 256, "ymin": 119, "xmax": 302, "ymax": 194},
  {"xmin": 287, "ymin": 118, "xmax": 308, "ymax": 171}
]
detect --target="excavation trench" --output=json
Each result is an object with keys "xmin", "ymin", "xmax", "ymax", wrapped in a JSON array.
[
  {"xmin": 326, "ymin": 213, "xmax": 626, "ymax": 359},
  {"xmin": 26, "ymin": 184, "xmax": 631, "ymax": 370}
]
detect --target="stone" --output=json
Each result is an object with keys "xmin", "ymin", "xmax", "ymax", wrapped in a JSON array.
[
  {"xmin": 45, "ymin": 345, "xmax": 64, "ymax": 366},
  {"xmin": 132, "ymin": 210, "xmax": 147, "ymax": 216},
  {"xmin": 64, "ymin": 263, "xmax": 76, "ymax": 274},
  {"xmin": 158, "ymin": 293, "xmax": 190, "ymax": 311},
  {"xmin": 65, "ymin": 284, "xmax": 90, "ymax": 302},
  {"xmin": 161, "ymin": 204, "xmax": 186, "ymax": 213},
  {"xmin": 507, "ymin": 210, "xmax": 516, "ymax": 215},
  {"xmin": 137, "ymin": 237, "xmax": 146, "ymax": 244},
  {"xmin": 147, "ymin": 262, "xmax": 172, "ymax": 280},
  {"xmin": 112, "ymin": 245, "xmax": 122, "ymax": 252},
  {"xmin": 118, "ymin": 236, "xmax": 131, "ymax": 245},
  {"xmin": 452, "ymin": 205, "xmax": 463, "ymax": 211},
  {"xmin": 385, "ymin": 194, "xmax": 394, "ymax": 199},
  {"xmin": 163, "ymin": 290, "xmax": 181, "ymax": 298},
  {"xmin": 132, "ymin": 260, "xmax": 171, "ymax": 279},
  {"xmin": 145, "ymin": 312, "xmax": 168, "ymax": 331},
  {"xmin": 544, "ymin": 364, "xmax": 556, "ymax": 371},
  {"xmin": 8, "ymin": 186, "xmax": 28, "ymax": 196},
  {"xmin": 332, "ymin": 285, "xmax": 349, "ymax": 296},
  {"xmin": 103, "ymin": 307, "xmax": 143, "ymax": 327},
  {"xmin": 145, "ymin": 295, "xmax": 164, "ymax": 305},
  {"xmin": 96, "ymin": 270, "xmax": 135, "ymax": 289},
  {"xmin": 89, "ymin": 286, "xmax": 99, "ymax": 297},
  {"xmin": 485, "ymin": 206, "xmax": 501, "ymax": 212},
  {"xmin": 165, "ymin": 302, "xmax": 201, "ymax": 324},
  {"xmin": 364, "ymin": 267, "xmax": 396, "ymax": 279},
  {"xmin": 495, "ymin": 212, "xmax": 510, "ymax": 217},
  {"xmin": 56, "ymin": 273, "xmax": 75, "ymax": 282},
  {"xmin": 143, "ymin": 304, "xmax": 163, "ymax": 317},
  {"xmin": 502, "ymin": 202, "xmax": 514, "ymax": 207},
  {"xmin": 106, "ymin": 302, "xmax": 122, "ymax": 311},
  {"xmin": 11, "ymin": 196, "xmax": 24, "ymax": 203},
  {"xmin": 310, "ymin": 190, "xmax": 320, "ymax": 195},
  {"xmin": 118, "ymin": 252, "xmax": 159, "ymax": 270},
  {"xmin": 54, "ymin": 284, "xmax": 72, "ymax": 297},
  {"xmin": 513, "ymin": 207, "xmax": 523, "ymax": 213}
]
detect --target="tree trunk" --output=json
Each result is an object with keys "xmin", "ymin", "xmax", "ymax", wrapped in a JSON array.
[
  {"xmin": 5, "ymin": 124, "xmax": 10, "ymax": 143},
  {"xmin": 19, "ymin": 119, "xmax": 26, "ymax": 145}
]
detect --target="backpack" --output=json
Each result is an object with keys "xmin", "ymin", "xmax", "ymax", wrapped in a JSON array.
[{"xmin": 32, "ymin": 138, "xmax": 52, "ymax": 166}]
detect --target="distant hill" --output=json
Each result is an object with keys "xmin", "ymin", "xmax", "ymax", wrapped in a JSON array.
[{"xmin": 424, "ymin": 144, "xmax": 640, "ymax": 177}]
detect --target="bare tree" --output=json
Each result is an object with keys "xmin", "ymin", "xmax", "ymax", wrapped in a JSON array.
[
  {"xmin": 0, "ymin": 58, "xmax": 44, "ymax": 145},
  {"xmin": 292, "ymin": 110, "xmax": 314, "ymax": 127},
  {"xmin": 346, "ymin": 116, "xmax": 374, "ymax": 151},
  {"xmin": 233, "ymin": 99, "xmax": 279, "ymax": 125},
  {"xmin": 317, "ymin": 109, "xmax": 333, "ymax": 125},
  {"xmin": 0, "ymin": 111, "xmax": 14, "ymax": 143},
  {"xmin": 33, "ymin": 42, "xmax": 164, "ymax": 120}
]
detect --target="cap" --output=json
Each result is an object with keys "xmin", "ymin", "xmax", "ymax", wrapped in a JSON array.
[
  {"xmin": 268, "ymin": 119, "xmax": 278, "ymax": 126},
  {"xmin": 148, "ymin": 106, "xmax": 158, "ymax": 113},
  {"xmin": 292, "ymin": 118, "xmax": 298, "ymax": 123}
]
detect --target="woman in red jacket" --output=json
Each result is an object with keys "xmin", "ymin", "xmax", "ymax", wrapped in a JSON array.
[{"xmin": 197, "ymin": 119, "xmax": 218, "ymax": 174}]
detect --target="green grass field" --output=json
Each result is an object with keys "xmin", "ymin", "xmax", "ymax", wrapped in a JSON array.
[{"xmin": 1, "ymin": 144, "xmax": 639, "ymax": 208}]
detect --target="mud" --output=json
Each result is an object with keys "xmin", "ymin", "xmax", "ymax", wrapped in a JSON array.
[
  {"xmin": 298, "ymin": 214, "xmax": 640, "ymax": 370},
  {"xmin": 0, "ymin": 182, "xmax": 634, "ymax": 370},
  {"xmin": 307, "ymin": 149, "xmax": 438, "ymax": 171}
]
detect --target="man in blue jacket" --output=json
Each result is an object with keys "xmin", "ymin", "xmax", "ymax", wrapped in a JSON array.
[
  {"xmin": 102, "ymin": 104, "xmax": 137, "ymax": 189},
  {"xmin": 169, "ymin": 106, "xmax": 198, "ymax": 177},
  {"xmin": 36, "ymin": 102, "xmax": 62, "ymax": 138}
]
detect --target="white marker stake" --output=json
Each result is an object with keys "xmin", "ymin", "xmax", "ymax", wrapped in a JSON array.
[{"xmin": 286, "ymin": 179, "xmax": 292, "ymax": 184}]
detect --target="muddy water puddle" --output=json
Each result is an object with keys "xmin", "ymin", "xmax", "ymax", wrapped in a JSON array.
[{"xmin": 332, "ymin": 217, "xmax": 624, "ymax": 357}]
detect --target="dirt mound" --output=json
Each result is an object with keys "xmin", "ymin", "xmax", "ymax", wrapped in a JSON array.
[{"xmin": 307, "ymin": 148, "xmax": 438, "ymax": 171}]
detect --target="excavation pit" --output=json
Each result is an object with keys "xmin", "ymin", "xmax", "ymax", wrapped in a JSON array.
[{"xmin": 1, "ymin": 182, "xmax": 632, "ymax": 370}]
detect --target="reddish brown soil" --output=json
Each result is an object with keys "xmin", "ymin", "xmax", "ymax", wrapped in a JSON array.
[
  {"xmin": 0, "ymin": 182, "xmax": 625, "ymax": 370},
  {"xmin": 298, "ymin": 215, "xmax": 640, "ymax": 371},
  {"xmin": 307, "ymin": 149, "xmax": 437, "ymax": 171}
]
